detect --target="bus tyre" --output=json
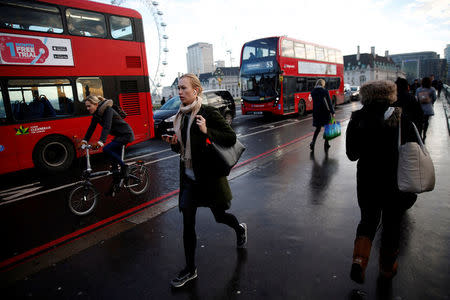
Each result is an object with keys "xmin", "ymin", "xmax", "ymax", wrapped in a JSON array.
[
  {"xmin": 33, "ymin": 135, "xmax": 75, "ymax": 172},
  {"xmin": 298, "ymin": 99, "xmax": 306, "ymax": 116}
]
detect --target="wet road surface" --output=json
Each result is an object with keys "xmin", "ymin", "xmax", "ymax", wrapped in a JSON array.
[{"xmin": 1, "ymin": 100, "xmax": 449, "ymax": 299}]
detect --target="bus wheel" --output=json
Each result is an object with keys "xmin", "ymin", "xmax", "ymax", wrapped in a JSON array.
[
  {"xmin": 298, "ymin": 99, "xmax": 306, "ymax": 116},
  {"xmin": 33, "ymin": 136, "xmax": 75, "ymax": 172}
]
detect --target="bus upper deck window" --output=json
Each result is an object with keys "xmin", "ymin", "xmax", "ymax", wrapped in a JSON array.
[
  {"xmin": 66, "ymin": 8, "xmax": 106, "ymax": 38},
  {"xmin": 0, "ymin": 0, "xmax": 63, "ymax": 33},
  {"xmin": 110, "ymin": 15, "xmax": 133, "ymax": 40}
]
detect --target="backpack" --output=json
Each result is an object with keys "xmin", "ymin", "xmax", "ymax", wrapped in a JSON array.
[
  {"xmin": 417, "ymin": 90, "xmax": 431, "ymax": 104},
  {"xmin": 112, "ymin": 104, "xmax": 127, "ymax": 119}
]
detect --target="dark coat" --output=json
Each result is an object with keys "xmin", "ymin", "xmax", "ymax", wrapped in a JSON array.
[
  {"xmin": 393, "ymin": 91, "xmax": 423, "ymax": 132},
  {"xmin": 84, "ymin": 100, "xmax": 134, "ymax": 144},
  {"xmin": 172, "ymin": 105, "xmax": 236, "ymax": 210},
  {"xmin": 346, "ymin": 103, "xmax": 417, "ymax": 210},
  {"xmin": 311, "ymin": 86, "xmax": 334, "ymax": 127}
]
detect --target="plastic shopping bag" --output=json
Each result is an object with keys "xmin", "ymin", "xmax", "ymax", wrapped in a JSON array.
[{"xmin": 323, "ymin": 118, "xmax": 341, "ymax": 140}]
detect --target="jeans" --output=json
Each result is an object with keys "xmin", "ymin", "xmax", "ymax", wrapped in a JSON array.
[{"xmin": 103, "ymin": 140, "xmax": 126, "ymax": 171}]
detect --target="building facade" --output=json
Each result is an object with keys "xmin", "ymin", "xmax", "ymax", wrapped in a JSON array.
[
  {"xmin": 344, "ymin": 47, "xmax": 403, "ymax": 86},
  {"xmin": 445, "ymin": 44, "xmax": 450, "ymax": 84},
  {"xmin": 163, "ymin": 67, "xmax": 241, "ymax": 100},
  {"xmin": 186, "ymin": 42, "xmax": 214, "ymax": 75},
  {"xmin": 390, "ymin": 51, "xmax": 447, "ymax": 83}
]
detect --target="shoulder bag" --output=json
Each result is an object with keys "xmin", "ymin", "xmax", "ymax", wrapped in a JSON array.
[
  {"xmin": 397, "ymin": 118, "xmax": 435, "ymax": 193},
  {"xmin": 210, "ymin": 139, "xmax": 246, "ymax": 176}
]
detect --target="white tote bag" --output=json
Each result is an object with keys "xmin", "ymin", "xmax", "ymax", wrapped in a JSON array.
[{"xmin": 397, "ymin": 119, "xmax": 435, "ymax": 193}]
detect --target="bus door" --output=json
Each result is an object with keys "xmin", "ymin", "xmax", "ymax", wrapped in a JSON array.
[
  {"xmin": 0, "ymin": 88, "xmax": 19, "ymax": 174},
  {"xmin": 283, "ymin": 77, "xmax": 296, "ymax": 113}
]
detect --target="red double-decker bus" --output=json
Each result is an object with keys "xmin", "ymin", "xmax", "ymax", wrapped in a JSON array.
[
  {"xmin": 0, "ymin": 0, "xmax": 154, "ymax": 175},
  {"xmin": 240, "ymin": 36, "xmax": 344, "ymax": 116}
]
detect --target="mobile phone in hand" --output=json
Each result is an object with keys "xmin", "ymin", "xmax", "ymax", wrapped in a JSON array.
[{"xmin": 161, "ymin": 134, "xmax": 173, "ymax": 139}]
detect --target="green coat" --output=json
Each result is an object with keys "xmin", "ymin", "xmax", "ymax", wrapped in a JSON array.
[{"xmin": 172, "ymin": 105, "xmax": 236, "ymax": 210}]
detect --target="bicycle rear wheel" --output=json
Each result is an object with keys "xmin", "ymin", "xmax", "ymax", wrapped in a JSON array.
[
  {"xmin": 127, "ymin": 165, "xmax": 150, "ymax": 195},
  {"xmin": 68, "ymin": 184, "xmax": 98, "ymax": 216}
]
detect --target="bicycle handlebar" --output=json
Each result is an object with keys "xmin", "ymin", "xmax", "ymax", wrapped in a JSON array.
[{"xmin": 81, "ymin": 144, "xmax": 92, "ymax": 150}]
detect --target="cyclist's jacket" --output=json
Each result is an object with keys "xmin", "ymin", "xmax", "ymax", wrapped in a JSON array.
[{"xmin": 84, "ymin": 99, "xmax": 135, "ymax": 144}]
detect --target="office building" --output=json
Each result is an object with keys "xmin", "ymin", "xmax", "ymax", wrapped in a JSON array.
[
  {"xmin": 186, "ymin": 42, "xmax": 214, "ymax": 74},
  {"xmin": 390, "ymin": 51, "xmax": 447, "ymax": 82}
]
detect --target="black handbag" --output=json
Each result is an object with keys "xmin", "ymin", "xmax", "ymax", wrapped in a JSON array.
[{"xmin": 210, "ymin": 139, "xmax": 246, "ymax": 176}]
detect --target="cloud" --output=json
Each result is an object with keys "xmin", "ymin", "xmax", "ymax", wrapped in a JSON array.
[{"xmin": 92, "ymin": 0, "xmax": 449, "ymax": 88}]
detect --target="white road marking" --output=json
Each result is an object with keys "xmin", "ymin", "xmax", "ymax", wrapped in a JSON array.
[{"xmin": 0, "ymin": 182, "xmax": 40, "ymax": 194}]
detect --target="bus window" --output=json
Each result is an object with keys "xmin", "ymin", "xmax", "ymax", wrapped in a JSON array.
[
  {"xmin": 66, "ymin": 8, "xmax": 106, "ymax": 38},
  {"xmin": 8, "ymin": 79, "xmax": 75, "ymax": 121},
  {"xmin": 110, "ymin": 15, "xmax": 133, "ymax": 41},
  {"xmin": 76, "ymin": 77, "xmax": 103, "ymax": 101},
  {"xmin": 294, "ymin": 43, "xmax": 305, "ymax": 59},
  {"xmin": 315, "ymin": 47, "xmax": 325, "ymax": 61},
  {"xmin": 296, "ymin": 77, "xmax": 307, "ymax": 92},
  {"xmin": 243, "ymin": 46, "xmax": 256, "ymax": 60},
  {"xmin": 281, "ymin": 39, "xmax": 294, "ymax": 58},
  {"xmin": 328, "ymin": 49, "xmax": 336, "ymax": 63},
  {"xmin": 305, "ymin": 44, "xmax": 315, "ymax": 60},
  {"xmin": 0, "ymin": 0, "xmax": 63, "ymax": 33},
  {"xmin": 336, "ymin": 50, "xmax": 343, "ymax": 64},
  {"xmin": 0, "ymin": 87, "xmax": 5, "ymax": 119}
]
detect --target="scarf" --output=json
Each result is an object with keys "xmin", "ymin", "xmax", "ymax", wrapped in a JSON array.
[{"xmin": 173, "ymin": 97, "xmax": 202, "ymax": 169}]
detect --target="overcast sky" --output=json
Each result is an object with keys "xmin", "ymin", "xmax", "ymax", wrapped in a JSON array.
[{"xmin": 95, "ymin": 0, "xmax": 450, "ymax": 87}]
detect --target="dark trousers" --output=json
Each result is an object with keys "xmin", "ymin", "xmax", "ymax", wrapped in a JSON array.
[
  {"xmin": 421, "ymin": 115, "xmax": 431, "ymax": 141},
  {"xmin": 181, "ymin": 205, "xmax": 242, "ymax": 271},
  {"xmin": 311, "ymin": 126, "xmax": 329, "ymax": 146},
  {"xmin": 356, "ymin": 203, "xmax": 405, "ymax": 252},
  {"xmin": 103, "ymin": 140, "xmax": 126, "ymax": 171}
]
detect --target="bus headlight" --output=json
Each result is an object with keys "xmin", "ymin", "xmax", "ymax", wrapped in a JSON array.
[{"xmin": 273, "ymin": 97, "xmax": 279, "ymax": 107}]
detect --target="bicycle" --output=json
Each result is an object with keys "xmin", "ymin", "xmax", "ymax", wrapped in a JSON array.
[{"xmin": 68, "ymin": 144, "xmax": 150, "ymax": 216}]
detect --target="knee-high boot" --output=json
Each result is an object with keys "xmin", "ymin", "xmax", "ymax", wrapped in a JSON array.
[
  {"xmin": 379, "ymin": 248, "xmax": 399, "ymax": 279},
  {"xmin": 350, "ymin": 236, "xmax": 372, "ymax": 284}
]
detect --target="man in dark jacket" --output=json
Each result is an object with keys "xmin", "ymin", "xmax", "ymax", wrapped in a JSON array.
[{"xmin": 394, "ymin": 77, "xmax": 423, "ymax": 132}]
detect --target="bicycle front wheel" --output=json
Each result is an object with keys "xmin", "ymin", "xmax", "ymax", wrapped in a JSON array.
[
  {"xmin": 127, "ymin": 165, "xmax": 150, "ymax": 195},
  {"xmin": 68, "ymin": 184, "xmax": 98, "ymax": 216}
]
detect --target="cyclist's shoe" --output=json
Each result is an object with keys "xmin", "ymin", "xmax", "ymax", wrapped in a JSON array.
[
  {"xmin": 121, "ymin": 164, "xmax": 129, "ymax": 178},
  {"xmin": 105, "ymin": 184, "xmax": 120, "ymax": 197},
  {"xmin": 171, "ymin": 267, "xmax": 197, "ymax": 288}
]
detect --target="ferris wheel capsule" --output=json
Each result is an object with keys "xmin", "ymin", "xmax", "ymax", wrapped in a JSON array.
[
  {"xmin": 160, "ymin": 22, "xmax": 166, "ymax": 27},
  {"xmin": 163, "ymin": 34, "xmax": 168, "ymax": 39},
  {"xmin": 152, "ymin": 1, "xmax": 159, "ymax": 6}
]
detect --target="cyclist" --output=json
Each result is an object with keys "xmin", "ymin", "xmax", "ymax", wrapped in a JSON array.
[{"xmin": 81, "ymin": 95, "xmax": 134, "ymax": 184}]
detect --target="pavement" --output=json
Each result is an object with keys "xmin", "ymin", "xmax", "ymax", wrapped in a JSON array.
[{"xmin": 2, "ymin": 98, "xmax": 450, "ymax": 300}]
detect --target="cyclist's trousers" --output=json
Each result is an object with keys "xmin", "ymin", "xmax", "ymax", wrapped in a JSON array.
[{"xmin": 103, "ymin": 140, "xmax": 126, "ymax": 170}]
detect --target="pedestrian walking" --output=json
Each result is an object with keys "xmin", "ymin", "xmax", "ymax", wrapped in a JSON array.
[
  {"xmin": 437, "ymin": 80, "xmax": 443, "ymax": 98},
  {"xmin": 415, "ymin": 77, "xmax": 436, "ymax": 142},
  {"xmin": 309, "ymin": 79, "xmax": 335, "ymax": 152},
  {"xmin": 162, "ymin": 73, "xmax": 247, "ymax": 288},
  {"xmin": 346, "ymin": 80, "xmax": 417, "ymax": 284},
  {"xmin": 409, "ymin": 79, "xmax": 420, "ymax": 96},
  {"xmin": 394, "ymin": 77, "xmax": 423, "ymax": 132}
]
